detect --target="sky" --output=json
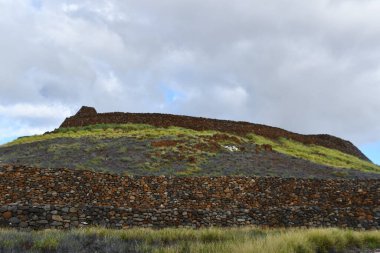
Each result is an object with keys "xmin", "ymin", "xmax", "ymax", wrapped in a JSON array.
[{"xmin": 0, "ymin": 0, "xmax": 379, "ymax": 164}]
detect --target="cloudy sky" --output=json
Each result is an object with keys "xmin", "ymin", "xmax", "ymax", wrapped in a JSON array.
[{"xmin": 0, "ymin": 0, "xmax": 379, "ymax": 164}]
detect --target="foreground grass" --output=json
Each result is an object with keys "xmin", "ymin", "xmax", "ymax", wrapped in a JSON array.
[
  {"xmin": 247, "ymin": 133, "xmax": 380, "ymax": 174},
  {"xmin": 0, "ymin": 227, "xmax": 379, "ymax": 253}
]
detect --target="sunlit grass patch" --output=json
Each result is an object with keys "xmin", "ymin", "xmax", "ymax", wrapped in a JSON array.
[
  {"xmin": 230, "ymin": 227, "xmax": 380, "ymax": 253},
  {"xmin": 2, "ymin": 124, "xmax": 220, "ymax": 147},
  {"xmin": 247, "ymin": 133, "xmax": 380, "ymax": 173}
]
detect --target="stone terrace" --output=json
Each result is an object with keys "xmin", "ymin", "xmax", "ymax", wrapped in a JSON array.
[{"xmin": 0, "ymin": 164, "xmax": 379, "ymax": 229}]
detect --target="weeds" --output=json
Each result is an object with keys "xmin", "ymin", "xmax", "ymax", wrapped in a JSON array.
[{"xmin": 0, "ymin": 227, "xmax": 379, "ymax": 253}]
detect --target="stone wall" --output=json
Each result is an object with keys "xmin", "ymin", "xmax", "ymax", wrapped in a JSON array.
[
  {"xmin": 1, "ymin": 204, "xmax": 379, "ymax": 230},
  {"xmin": 58, "ymin": 106, "xmax": 369, "ymax": 161},
  {"xmin": 1, "ymin": 165, "xmax": 379, "ymax": 229}
]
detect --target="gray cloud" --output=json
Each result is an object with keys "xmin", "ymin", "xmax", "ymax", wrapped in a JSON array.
[{"xmin": 1, "ymin": 0, "xmax": 380, "ymax": 145}]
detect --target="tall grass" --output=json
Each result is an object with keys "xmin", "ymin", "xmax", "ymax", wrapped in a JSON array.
[{"xmin": 0, "ymin": 227, "xmax": 379, "ymax": 253}]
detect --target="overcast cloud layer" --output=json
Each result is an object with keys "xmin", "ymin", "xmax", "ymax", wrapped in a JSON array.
[{"xmin": 1, "ymin": 0, "xmax": 380, "ymax": 152}]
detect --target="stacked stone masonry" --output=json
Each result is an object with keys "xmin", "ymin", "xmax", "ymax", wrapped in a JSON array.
[
  {"xmin": 58, "ymin": 106, "xmax": 369, "ymax": 161},
  {"xmin": 1, "ymin": 165, "xmax": 379, "ymax": 229}
]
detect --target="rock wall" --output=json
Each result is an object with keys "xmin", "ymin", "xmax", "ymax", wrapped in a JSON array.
[
  {"xmin": 1, "ymin": 165, "xmax": 379, "ymax": 229},
  {"xmin": 1, "ymin": 204, "xmax": 379, "ymax": 230},
  {"xmin": 59, "ymin": 106, "xmax": 369, "ymax": 161}
]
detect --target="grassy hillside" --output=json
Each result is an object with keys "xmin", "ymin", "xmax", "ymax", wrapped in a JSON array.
[
  {"xmin": 5, "ymin": 124, "xmax": 220, "ymax": 146},
  {"xmin": 247, "ymin": 133, "xmax": 380, "ymax": 173},
  {"xmin": 0, "ymin": 226, "xmax": 379, "ymax": 253},
  {"xmin": 1, "ymin": 123, "xmax": 379, "ymax": 178}
]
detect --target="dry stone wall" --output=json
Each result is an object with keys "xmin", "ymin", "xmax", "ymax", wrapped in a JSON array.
[
  {"xmin": 59, "ymin": 106, "xmax": 369, "ymax": 161},
  {"xmin": 1, "ymin": 165, "xmax": 380, "ymax": 229},
  {"xmin": 1, "ymin": 204, "xmax": 379, "ymax": 230}
]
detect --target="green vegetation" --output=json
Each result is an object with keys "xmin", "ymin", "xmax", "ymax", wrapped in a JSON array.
[
  {"xmin": 0, "ymin": 227, "xmax": 379, "ymax": 252},
  {"xmin": 47, "ymin": 143, "xmax": 81, "ymax": 153},
  {"xmin": 1, "ymin": 123, "xmax": 244, "ymax": 176},
  {"xmin": 2, "ymin": 123, "xmax": 380, "ymax": 175},
  {"xmin": 247, "ymin": 133, "xmax": 380, "ymax": 173},
  {"xmin": 3, "ymin": 123, "xmax": 220, "ymax": 147},
  {"xmin": 176, "ymin": 165, "xmax": 202, "ymax": 176}
]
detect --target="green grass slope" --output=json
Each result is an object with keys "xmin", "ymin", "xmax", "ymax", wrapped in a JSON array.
[
  {"xmin": 1, "ymin": 123, "xmax": 379, "ymax": 178},
  {"xmin": 247, "ymin": 133, "xmax": 380, "ymax": 173}
]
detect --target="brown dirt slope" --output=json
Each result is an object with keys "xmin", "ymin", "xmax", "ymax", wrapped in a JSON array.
[{"xmin": 60, "ymin": 106, "xmax": 369, "ymax": 161}]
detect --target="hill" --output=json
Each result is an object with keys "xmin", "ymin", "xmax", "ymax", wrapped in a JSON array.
[
  {"xmin": 0, "ymin": 106, "xmax": 379, "ymax": 179},
  {"xmin": 1, "ymin": 107, "xmax": 380, "ymax": 236},
  {"xmin": 61, "ymin": 106, "xmax": 369, "ymax": 161}
]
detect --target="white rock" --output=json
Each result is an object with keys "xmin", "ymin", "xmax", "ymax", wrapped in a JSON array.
[{"xmin": 223, "ymin": 145, "xmax": 239, "ymax": 152}]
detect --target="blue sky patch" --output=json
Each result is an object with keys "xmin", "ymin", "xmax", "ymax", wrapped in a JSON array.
[
  {"xmin": 360, "ymin": 142, "xmax": 380, "ymax": 165},
  {"xmin": 30, "ymin": 0, "xmax": 42, "ymax": 10},
  {"xmin": 0, "ymin": 136, "xmax": 16, "ymax": 145},
  {"xmin": 161, "ymin": 86, "xmax": 185, "ymax": 105}
]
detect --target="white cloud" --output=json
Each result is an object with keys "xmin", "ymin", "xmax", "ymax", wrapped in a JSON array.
[
  {"xmin": 215, "ymin": 86, "xmax": 248, "ymax": 108},
  {"xmin": 0, "ymin": 0, "xmax": 380, "ymax": 147},
  {"xmin": 62, "ymin": 3, "xmax": 80, "ymax": 13},
  {"xmin": 95, "ymin": 71, "xmax": 123, "ymax": 94},
  {"xmin": 0, "ymin": 103, "xmax": 72, "ymax": 140},
  {"xmin": 0, "ymin": 122, "xmax": 47, "ymax": 139},
  {"xmin": 0, "ymin": 103, "xmax": 71, "ymax": 119}
]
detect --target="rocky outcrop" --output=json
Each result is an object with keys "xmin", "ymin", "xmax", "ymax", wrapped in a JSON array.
[
  {"xmin": 59, "ymin": 106, "xmax": 369, "ymax": 161},
  {"xmin": 1, "ymin": 164, "xmax": 379, "ymax": 229},
  {"xmin": 74, "ymin": 106, "xmax": 97, "ymax": 117}
]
